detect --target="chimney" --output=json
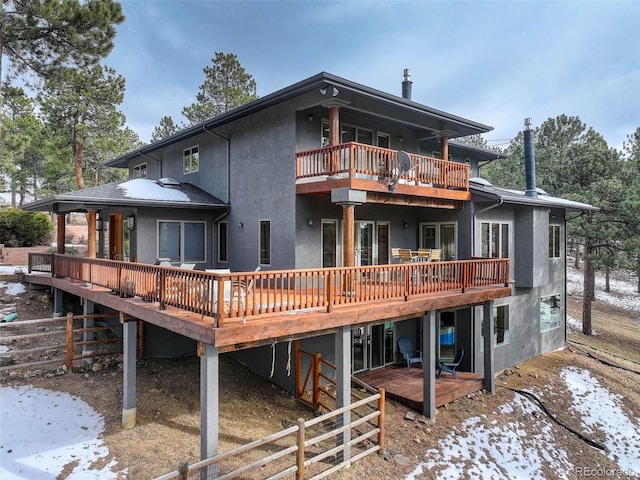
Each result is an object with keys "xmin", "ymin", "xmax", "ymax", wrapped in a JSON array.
[
  {"xmin": 402, "ymin": 68, "xmax": 412, "ymax": 100},
  {"xmin": 523, "ymin": 117, "xmax": 538, "ymax": 198}
]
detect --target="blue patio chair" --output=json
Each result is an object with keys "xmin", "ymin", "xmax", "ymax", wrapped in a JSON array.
[
  {"xmin": 437, "ymin": 348, "xmax": 464, "ymax": 379},
  {"xmin": 398, "ymin": 336, "xmax": 422, "ymax": 370}
]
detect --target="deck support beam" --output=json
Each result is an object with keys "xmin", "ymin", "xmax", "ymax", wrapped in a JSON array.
[
  {"xmin": 422, "ymin": 310, "xmax": 437, "ymax": 419},
  {"xmin": 56, "ymin": 214, "xmax": 65, "ymax": 255},
  {"xmin": 335, "ymin": 325, "xmax": 351, "ymax": 462},
  {"xmin": 482, "ymin": 300, "xmax": 495, "ymax": 393},
  {"xmin": 82, "ymin": 299, "xmax": 95, "ymax": 359},
  {"xmin": 53, "ymin": 288, "xmax": 64, "ymax": 317},
  {"xmin": 122, "ymin": 319, "xmax": 137, "ymax": 429},
  {"xmin": 200, "ymin": 343, "xmax": 219, "ymax": 480}
]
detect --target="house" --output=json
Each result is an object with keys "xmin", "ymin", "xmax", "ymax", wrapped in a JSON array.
[{"xmin": 22, "ymin": 71, "xmax": 597, "ymax": 469}]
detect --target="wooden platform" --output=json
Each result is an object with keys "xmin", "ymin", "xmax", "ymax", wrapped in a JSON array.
[{"xmin": 356, "ymin": 365, "xmax": 484, "ymax": 411}]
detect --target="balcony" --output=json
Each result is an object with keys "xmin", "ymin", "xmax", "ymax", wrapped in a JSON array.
[
  {"xmin": 27, "ymin": 254, "xmax": 511, "ymax": 351},
  {"xmin": 296, "ymin": 142, "xmax": 471, "ymax": 204}
]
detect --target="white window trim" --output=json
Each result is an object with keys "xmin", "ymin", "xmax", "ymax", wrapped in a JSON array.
[
  {"xmin": 540, "ymin": 293, "xmax": 562, "ymax": 332},
  {"xmin": 419, "ymin": 221, "xmax": 458, "ymax": 260},
  {"xmin": 133, "ymin": 162, "xmax": 147, "ymax": 178},
  {"xmin": 156, "ymin": 219, "xmax": 207, "ymax": 263},
  {"xmin": 494, "ymin": 304, "xmax": 510, "ymax": 346},
  {"xmin": 259, "ymin": 218, "xmax": 271, "ymax": 267},
  {"xmin": 476, "ymin": 220, "xmax": 513, "ymax": 259},
  {"xmin": 321, "ymin": 219, "xmax": 340, "ymax": 267},
  {"xmin": 217, "ymin": 221, "xmax": 228, "ymax": 263},
  {"xmin": 183, "ymin": 145, "xmax": 199, "ymax": 175}
]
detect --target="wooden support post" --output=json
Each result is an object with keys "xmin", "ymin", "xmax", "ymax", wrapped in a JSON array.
[
  {"xmin": 65, "ymin": 312, "xmax": 74, "ymax": 370},
  {"xmin": 483, "ymin": 300, "xmax": 496, "ymax": 394},
  {"xmin": 200, "ymin": 343, "xmax": 219, "ymax": 480},
  {"xmin": 296, "ymin": 418, "xmax": 306, "ymax": 480},
  {"xmin": 329, "ymin": 105, "xmax": 340, "ymax": 173},
  {"xmin": 56, "ymin": 214, "xmax": 65, "ymax": 255},
  {"xmin": 312, "ymin": 353, "xmax": 321, "ymax": 409},
  {"xmin": 122, "ymin": 319, "xmax": 137, "ymax": 429},
  {"xmin": 422, "ymin": 311, "xmax": 436, "ymax": 419},
  {"xmin": 377, "ymin": 388, "xmax": 386, "ymax": 454},
  {"xmin": 178, "ymin": 461, "xmax": 189, "ymax": 480},
  {"xmin": 137, "ymin": 321, "xmax": 145, "ymax": 360},
  {"xmin": 87, "ymin": 210, "xmax": 97, "ymax": 258}
]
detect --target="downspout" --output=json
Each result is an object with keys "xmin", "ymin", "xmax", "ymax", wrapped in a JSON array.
[{"xmin": 203, "ymin": 126, "xmax": 230, "ymax": 204}]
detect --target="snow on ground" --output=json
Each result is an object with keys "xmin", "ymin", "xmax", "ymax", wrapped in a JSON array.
[
  {"xmin": 561, "ymin": 367, "xmax": 640, "ymax": 472},
  {"xmin": 407, "ymin": 368, "xmax": 640, "ymax": 479},
  {"xmin": 0, "ymin": 385, "xmax": 124, "ymax": 479},
  {"xmin": 566, "ymin": 267, "xmax": 640, "ymax": 315},
  {"xmin": 407, "ymin": 394, "xmax": 574, "ymax": 479},
  {"xmin": 407, "ymin": 269, "xmax": 639, "ymax": 479}
]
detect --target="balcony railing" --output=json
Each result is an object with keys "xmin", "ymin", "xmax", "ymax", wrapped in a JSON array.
[
  {"xmin": 296, "ymin": 142, "xmax": 470, "ymax": 191},
  {"xmin": 31, "ymin": 254, "xmax": 509, "ymax": 328}
]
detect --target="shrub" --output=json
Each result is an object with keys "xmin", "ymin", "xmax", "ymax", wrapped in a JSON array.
[{"xmin": 0, "ymin": 209, "xmax": 55, "ymax": 247}]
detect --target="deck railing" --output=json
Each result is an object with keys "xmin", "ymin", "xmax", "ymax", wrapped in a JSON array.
[
  {"xmin": 31, "ymin": 254, "xmax": 509, "ymax": 327},
  {"xmin": 296, "ymin": 142, "xmax": 470, "ymax": 190}
]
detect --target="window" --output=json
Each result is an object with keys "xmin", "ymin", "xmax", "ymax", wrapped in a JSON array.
[
  {"xmin": 158, "ymin": 221, "xmax": 205, "ymax": 263},
  {"xmin": 259, "ymin": 220, "xmax": 271, "ymax": 265},
  {"xmin": 541, "ymin": 294, "xmax": 561, "ymax": 331},
  {"xmin": 494, "ymin": 305, "xmax": 510, "ymax": 345},
  {"xmin": 133, "ymin": 163, "xmax": 147, "ymax": 178},
  {"xmin": 377, "ymin": 132, "xmax": 390, "ymax": 148},
  {"xmin": 549, "ymin": 224, "xmax": 561, "ymax": 258},
  {"xmin": 480, "ymin": 222, "xmax": 510, "ymax": 258},
  {"xmin": 322, "ymin": 220, "xmax": 338, "ymax": 268},
  {"xmin": 432, "ymin": 151, "xmax": 452, "ymax": 161},
  {"xmin": 419, "ymin": 222, "xmax": 457, "ymax": 260},
  {"xmin": 183, "ymin": 146, "xmax": 199, "ymax": 174},
  {"xmin": 218, "ymin": 221, "xmax": 228, "ymax": 263}
]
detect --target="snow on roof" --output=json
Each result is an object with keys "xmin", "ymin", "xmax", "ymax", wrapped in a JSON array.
[{"xmin": 117, "ymin": 178, "xmax": 190, "ymax": 202}]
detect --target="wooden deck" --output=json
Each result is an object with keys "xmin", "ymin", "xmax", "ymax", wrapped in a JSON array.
[
  {"xmin": 357, "ymin": 365, "xmax": 484, "ymax": 411},
  {"xmin": 25, "ymin": 254, "xmax": 511, "ymax": 351}
]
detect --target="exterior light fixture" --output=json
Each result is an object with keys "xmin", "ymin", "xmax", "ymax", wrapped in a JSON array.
[
  {"xmin": 307, "ymin": 113, "xmax": 314, "ymax": 122},
  {"xmin": 307, "ymin": 218, "xmax": 313, "ymax": 227},
  {"xmin": 403, "ymin": 222, "xmax": 409, "ymax": 229},
  {"xmin": 127, "ymin": 215, "xmax": 135, "ymax": 230},
  {"xmin": 239, "ymin": 222, "xmax": 244, "ymax": 228},
  {"xmin": 96, "ymin": 218, "xmax": 103, "ymax": 231}
]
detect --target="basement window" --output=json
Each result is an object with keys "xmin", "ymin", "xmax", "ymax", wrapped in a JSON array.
[{"xmin": 540, "ymin": 294, "xmax": 561, "ymax": 331}]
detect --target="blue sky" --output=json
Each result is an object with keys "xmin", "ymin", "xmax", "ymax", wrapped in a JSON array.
[{"xmin": 108, "ymin": 0, "xmax": 639, "ymax": 150}]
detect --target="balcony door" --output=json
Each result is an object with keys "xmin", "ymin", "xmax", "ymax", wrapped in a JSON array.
[
  {"xmin": 355, "ymin": 221, "xmax": 374, "ymax": 266},
  {"xmin": 352, "ymin": 323, "xmax": 395, "ymax": 373},
  {"xmin": 354, "ymin": 221, "xmax": 389, "ymax": 266}
]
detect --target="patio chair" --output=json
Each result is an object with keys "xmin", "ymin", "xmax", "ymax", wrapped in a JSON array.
[
  {"xmin": 398, "ymin": 336, "xmax": 422, "ymax": 370},
  {"xmin": 399, "ymin": 249, "xmax": 414, "ymax": 263},
  {"xmin": 179, "ymin": 263, "xmax": 196, "ymax": 270},
  {"xmin": 437, "ymin": 348, "xmax": 464, "ymax": 379},
  {"xmin": 233, "ymin": 266, "xmax": 261, "ymax": 311},
  {"xmin": 429, "ymin": 249, "xmax": 442, "ymax": 262},
  {"xmin": 391, "ymin": 248, "xmax": 401, "ymax": 263}
]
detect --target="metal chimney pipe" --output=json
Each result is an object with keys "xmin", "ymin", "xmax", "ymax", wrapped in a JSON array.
[
  {"xmin": 523, "ymin": 117, "xmax": 538, "ymax": 198},
  {"xmin": 402, "ymin": 68, "xmax": 412, "ymax": 100}
]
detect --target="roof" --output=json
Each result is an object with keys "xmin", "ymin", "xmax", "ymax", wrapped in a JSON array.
[
  {"xmin": 21, "ymin": 178, "xmax": 227, "ymax": 213},
  {"xmin": 470, "ymin": 178, "xmax": 599, "ymax": 212},
  {"xmin": 106, "ymin": 72, "xmax": 495, "ymax": 168},
  {"xmin": 448, "ymin": 140, "xmax": 507, "ymax": 163}
]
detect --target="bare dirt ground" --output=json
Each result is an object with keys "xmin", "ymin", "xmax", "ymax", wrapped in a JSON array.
[{"xmin": 2, "ymin": 280, "xmax": 639, "ymax": 479}]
